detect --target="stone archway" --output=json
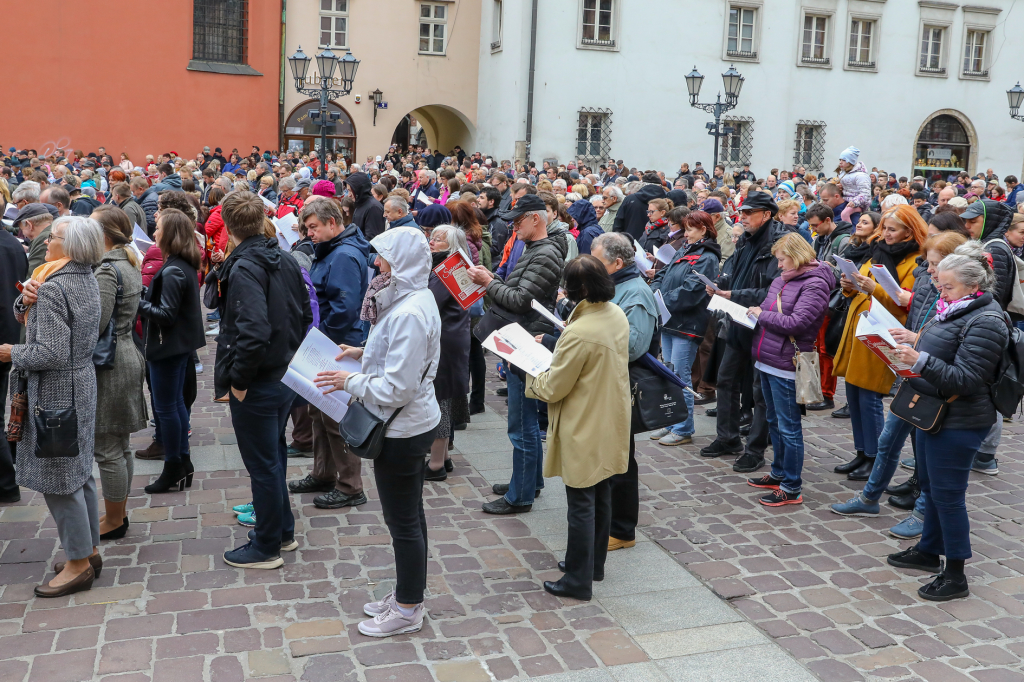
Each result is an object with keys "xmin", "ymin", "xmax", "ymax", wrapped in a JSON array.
[
  {"xmin": 911, "ymin": 109, "xmax": 979, "ymax": 179},
  {"xmin": 391, "ymin": 104, "xmax": 475, "ymax": 154}
]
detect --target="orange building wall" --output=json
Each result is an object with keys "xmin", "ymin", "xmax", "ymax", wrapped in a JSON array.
[{"xmin": 0, "ymin": 1, "xmax": 281, "ymax": 163}]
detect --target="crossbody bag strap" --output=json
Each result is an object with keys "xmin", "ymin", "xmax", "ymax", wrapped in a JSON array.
[
  {"xmin": 381, "ymin": 365, "xmax": 432, "ymax": 427},
  {"xmin": 776, "ymin": 292, "xmax": 803, "ymax": 363}
]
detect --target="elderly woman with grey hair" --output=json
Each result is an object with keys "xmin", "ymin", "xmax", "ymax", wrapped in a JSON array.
[
  {"xmin": 424, "ymin": 225, "xmax": 471, "ymax": 481},
  {"xmin": 885, "ymin": 241, "xmax": 1008, "ymax": 602},
  {"xmin": 0, "ymin": 216, "xmax": 104, "ymax": 598}
]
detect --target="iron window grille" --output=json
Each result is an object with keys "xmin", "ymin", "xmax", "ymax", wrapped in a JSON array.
[
  {"xmin": 794, "ymin": 120, "xmax": 826, "ymax": 172},
  {"xmin": 577, "ymin": 108, "xmax": 612, "ymax": 162},
  {"xmin": 193, "ymin": 0, "xmax": 248, "ymax": 65},
  {"xmin": 722, "ymin": 116, "xmax": 754, "ymax": 167}
]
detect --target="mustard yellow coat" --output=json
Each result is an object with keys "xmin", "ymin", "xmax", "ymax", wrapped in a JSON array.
[
  {"xmin": 832, "ymin": 253, "xmax": 917, "ymax": 394},
  {"xmin": 525, "ymin": 300, "xmax": 631, "ymax": 489}
]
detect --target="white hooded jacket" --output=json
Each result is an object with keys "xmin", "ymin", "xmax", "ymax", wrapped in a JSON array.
[{"xmin": 344, "ymin": 226, "xmax": 442, "ymax": 437}]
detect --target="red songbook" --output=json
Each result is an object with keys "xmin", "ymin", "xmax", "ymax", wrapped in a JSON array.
[{"xmin": 432, "ymin": 251, "xmax": 486, "ymax": 310}]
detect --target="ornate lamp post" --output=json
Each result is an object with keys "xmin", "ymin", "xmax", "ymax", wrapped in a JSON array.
[
  {"xmin": 1008, "ymin": 82, "xmax": 1024, "ymax": 121},
  {"xmin": 287, "ymin": 46, "xmax": 360, "ymax": 155},
  {"xmin": 371, "ymin": 88, "xmax": 384, "ymax": 126},
  {"xmin": 685, "ymin": 64, "xmax": 745, "ymax": 171}
]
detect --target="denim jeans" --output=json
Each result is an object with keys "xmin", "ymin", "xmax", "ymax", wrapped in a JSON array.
[
  {"xmin": 662, "ymin": 333, "xmax": 698, "ymax": 436},
  {"xmin": 761, "ymin": 373, "xmax": 804, "ymax": 494},
  {"xmin": 917, "ymin": 427, "xmax": 987, "ymax": 561},
  {"xmin": 149, "ymin": 353, "xmax": 191, "ymax": 463},
  {"xmin": 846, "ymin": 384, "xmax": 885, "ymax": 456},
  {"xmin": 863, "ymin": 410, "xmax": 914, "ymax": 501},
  {"xmin": 230, "ymin": 380, "xmax": 296, "ymax": 556},
  {"xmin": 505, "ymin": 372, "xmax": 544, "ymax": 506}
]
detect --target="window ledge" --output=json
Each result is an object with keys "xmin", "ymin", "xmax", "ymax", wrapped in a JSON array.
[
  {"xmin": 846, "ymin": 60, "xmax": 877, "ymax": 71},
  {"xmin": 418, "ymin": 51, "xmax": 448, "ymax": 57},
  {"xmin": 960, "ymin": 69, "xmax": 990, "ymax": 80},
  {"xmin": 798, "ymin": 56, "xmax": 832, "ymax": 68},
  {"xmin": 726, "ymin": 50, "xmax": 758, "ymax": 60},
  {"xmin": 578, "ymin": 38, "xmax": 618, "ymax": 51},
  {"xmin": 490, "ymin": 40, "xmax": 502, "ymax": 53},
  {"xmin": 187, "ymin": 60, "xmax": 262, "ymax": 76},
  {"xmin": 917, "ymin": 66, "xmax": 947, "ymax": 77}
]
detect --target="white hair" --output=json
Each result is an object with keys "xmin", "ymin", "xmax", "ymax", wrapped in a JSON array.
[
  {"xmin": 591, "ymin": 232, "xmax": 634, "ymax": 263},
  {"xmin": 938, "ymin": 241, "xmax": 996, "ymax": 292},
  {"xmin": 431, "ymin": 224, "xmax": 469, "ymax": 257},
  {"xmin": 55, "ymin": 215, "xmax": 104, "ymax": 265},
  {"xmin": 385, "ymin": 196, "xmax": 410, "ymax": 214},
  {"xmin": 589, "ymin": 195, "xmax": 603, "ymax": 207},
  {"xmin": 13, "ymin": 181, "xmax": 41, "ymax": 203},
  {"xmin": 552, "ymin": 179, "xmax": 568, "ymax": 190},
  {"xmin": 565, "ymin": 192, "xmax": 582, "ymax": 203},
  {"xmin": 602, "ymin": 185, "xmax": 624, "ymax": 202}
]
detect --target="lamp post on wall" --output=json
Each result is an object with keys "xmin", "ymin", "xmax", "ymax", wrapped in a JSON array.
[
  {"xmin": 1008, "ymin": 82, "xmax": 1024, "ymax": 121},
  {"xmin": 371, "ymin": 89, "xmax": 384, "ymax": 126},
  {"xmin": 287, "ymin": 46, "xmax": 360, "ymax": 156},
  {"xmin": 685, "ymin": 64, "xmax": 745, "ymax": 172}
]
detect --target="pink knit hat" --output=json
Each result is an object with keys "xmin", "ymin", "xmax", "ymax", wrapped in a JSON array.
[{"xmin": 312, "ymin": 180, "xmax": 336, "ymax": 197}]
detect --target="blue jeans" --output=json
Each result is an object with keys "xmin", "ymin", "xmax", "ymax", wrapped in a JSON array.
[
  {"xmin": 863, "ymin": 410, "xmax": 914, "ymax": 500},
  {"xmin": 917, "ymin": 427, "xmax": 987, "ymax": 560},
  {"xmin": 761, "ymin": 373, "xmax": 804, "ymax": 494},
  {"xmin": 230, "ymin": 380, "xmax": 296, "ymax": 556},
  {"xmin": 149, "ymin": 353, "xmax": 191, "ymax": 463},
  {"xmin": 661, "ymin": 333, "xmax": 698, "ymax": 436},
  {"xmin": 505, "ymin": 372, "xmax": 544, "ymax": 506},
  {"xmin": 846, "ymin": 384, "xmax": 885, "ymax": 456}
]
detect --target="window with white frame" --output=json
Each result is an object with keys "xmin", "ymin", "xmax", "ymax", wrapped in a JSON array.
[
  {"xmin": 920, "ymin": 25, "xmax": 945, "ymax": 74},
  {"xmin": 419, "ymin": 3, "xmax": 447, "ymax": 55},
  {"xmin": 963, "ymin": 29, "xmax": 988, "ymax": 77},
  {"xmin": 848, "ymin": 18, "xmax": 874, "ymax": 68},
  {"xmin": 581, "ymin": 0, "xmax": 615, "ymax": 47},
  {"xmin": 794, "ymin": 121, "xmax": 826, "ymax": 172},
  {"xmin": 801, "ymin": 14, "xmax": 830, "ymax": 65},
  {"xmin": 727, "ymin": 6, "xmax": 757, "ymax": 59},
  {"xmin": 491, "ymin": 0, "xmax": 503, "ymax": 51},
  {"xmin": 577, "ymin": 109, "xmax": 612, "ymax": 162},
  {"xmin": 319, "ymin": 0, "xmax": 348, "ymax": 49}
]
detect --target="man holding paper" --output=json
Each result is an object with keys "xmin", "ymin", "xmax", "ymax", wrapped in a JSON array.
[{"xmin": 216, "ymin": 192, "xmax": 313, "ymax": 569}]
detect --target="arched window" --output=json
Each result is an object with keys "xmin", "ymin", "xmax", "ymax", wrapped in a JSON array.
[
  {"xmin": 915, "ymin": 114, "xmax": 971, "ymax": 182},
  {"xmin": 282, "ymin": 101, "xmax": 356, "ymax": 159}
]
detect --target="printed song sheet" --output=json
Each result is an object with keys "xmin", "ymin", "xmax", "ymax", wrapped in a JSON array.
[
  {"xmin": 708, "ymin": 294, "xmax": 757, "ymax": 329},
  {"xmin": 482, "ymin": 323, "xmax": 554, "ymax": 376},
  {"xmin": 281, "ymin": 328, "xmax": 362, "ymax": 421}
]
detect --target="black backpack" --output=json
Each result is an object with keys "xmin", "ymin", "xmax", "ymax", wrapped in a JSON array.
[{"xmin": 961, "ymin": 312, "xmax": 1024, "ymax": 417}]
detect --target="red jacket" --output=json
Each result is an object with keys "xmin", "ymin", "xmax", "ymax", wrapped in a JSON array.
[
  {"xmin": 136, "ymin": 244, "xmax": 164, "ymax": 338},
  {"xmin": 277, "ymin": 194, "xmax": 304, "ymax": 218},
  {"xmin": 205, "ymin": 205, "xmax": 228, "ymax": 254}
]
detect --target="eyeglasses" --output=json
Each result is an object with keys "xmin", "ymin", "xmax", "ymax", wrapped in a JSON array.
[{"xmin": 46, "ymin": 234, "xmax": 65, "ymax": 243}]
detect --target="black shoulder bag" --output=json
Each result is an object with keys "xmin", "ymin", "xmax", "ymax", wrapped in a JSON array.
[
  {"xmin": 93, "ymin": 262, "xmax": 123, "ymax": 370},
  {"xmin": 339, "ymin": 367, "xmax": 430, "ymax": 460},
  {"xmin": 34, "ymin": 282, "xmax": 80, "ymax": 459}
]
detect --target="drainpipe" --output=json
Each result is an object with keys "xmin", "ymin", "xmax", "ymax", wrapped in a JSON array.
[{"xmin": 524, "ymin": 0, "xmax": 538, "ymax": 163}]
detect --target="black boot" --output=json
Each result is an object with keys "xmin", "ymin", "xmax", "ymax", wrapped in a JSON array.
[
  {"xmin": 847, "ymin": 456, "xmax": 875, "ymax": 481},
  {"xmin": 182, "ymin": 454, "xmax": 195, "ymax": 488},
  {"xmin": 885, "ymin": 474, "xmax": 917, "ymax": 496},
  {"xmin": 888, "ymin": 478, "xmax": 921, "ymax": 510},
  {"xmin": 834, "ymin": 451, "xmax": 867, "ymax": 475},
  {"xmin": 144, "ymin": 460, "xmax": 188, "ymax": 494}
]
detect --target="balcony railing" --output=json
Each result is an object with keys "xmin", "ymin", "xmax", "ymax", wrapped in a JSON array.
[
  {"xmin": 580, "ymin": 37, "xmax": 615, "ymax": 47},
  {"xmin": 919, "ymin": 65, "xmax": 946, "ymax": 75},
  {"xmin": 800, "ymin": 55, "xmax": 831, "ymax": 65},
  {"xmin": 847, "ymin": 59, "xmax": 875, "ymax": 69},
  {"xmin": 726, "ymin": 49, "xmax": 757, "ymax": 59},
  {"xmin": 962, "ymin": 68, "xmax": 989, "ymax": 78}
]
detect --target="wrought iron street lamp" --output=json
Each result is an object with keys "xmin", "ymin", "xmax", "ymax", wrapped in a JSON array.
[
  {"xmin": 686, "ymin": 64, "xmax": 745, "ymax": 171},
  {"xmin": 1008, "ymin": 82, "xmax": 1024, "ymax": 121},
  {"xmin": 371, "ymin": 88, "xmax": 384, "ymax": 126},
  {"xmin": 288, "ymin": 46, "xmax": 360, "ymax": 155}
]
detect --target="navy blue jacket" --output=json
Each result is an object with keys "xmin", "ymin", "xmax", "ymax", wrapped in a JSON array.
[
  {"xmin": 310, "ymin": 224, "xmax": 370, "ymax": 345},
  {"xmin": 567, "ymin": 201, "xmax": 603, "ymax": 255},
  {"xmin": 649, "ymin": 239, "xmax": 721, "ymax": 338}
]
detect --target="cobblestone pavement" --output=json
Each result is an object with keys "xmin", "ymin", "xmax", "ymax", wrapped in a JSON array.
[{"xmin": 1, "ymin": 341, "xmax": 1022, "ymax": 681}]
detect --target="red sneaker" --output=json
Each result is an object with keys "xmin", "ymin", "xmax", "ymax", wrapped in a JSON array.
[
  {"xmin": 747, "ymin": 474, "xmax": 782, "ymax": 490},
  {"xmin": 759, "ymin": 489, "xmax": 803, "ymax": 506}
]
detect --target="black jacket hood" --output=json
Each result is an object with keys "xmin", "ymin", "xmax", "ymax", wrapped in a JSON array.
[
  {"xmin": 980, "ymin": 199, "xmax": 1014, "ymax": 241},
  {"xmin": 345, "ymin": 172, "xmax": 373, "ymax": 204},
  {"xmin": 634, "ymin": 183, "xmax": 668, "ymax": 204}
]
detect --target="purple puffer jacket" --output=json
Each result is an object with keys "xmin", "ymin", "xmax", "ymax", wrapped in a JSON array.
[{"xmin": 752, "ymin": 261, "xmax": 835, "ymax": 373}]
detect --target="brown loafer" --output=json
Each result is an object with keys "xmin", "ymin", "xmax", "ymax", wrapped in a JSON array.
[
  {"xmin": 34, "ymin": 565, "xmax": 95, "ymax": 598},
  {"xmin": 53, "ymin": 553, "xmax": 102, "ymax": 579},
  {"xmin": 134, "ymin": 440, "xmax": 165, "ymax": 460}
]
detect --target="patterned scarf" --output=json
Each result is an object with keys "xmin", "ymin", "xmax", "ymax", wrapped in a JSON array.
[
  {"xmin": 360, "ymin": 272, "xmax": 391, "ymax": 325},
  {"xmin": 935, "ymin": 291, "xmax": 981, "ymax": 322}
]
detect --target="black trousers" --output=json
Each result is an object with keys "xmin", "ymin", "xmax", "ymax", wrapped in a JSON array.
[
  {"xmin": 715, "ymin": 343, "xmax": 768, "ymax": 455},
  {"xmin": 373, "ymin": 427, "xmax": 437, "ymax": 605},
  {"xmin": 609, "ymin": 433, "xmax": 638, "ymax": 542},
  {"xmin": 469, "ymin": 336, "xmax": 486, "ymax": 408},
  {"xmin": 562, "ymin": 478, "xmax": 612, "ymax": 599},
  {"xmin": 0, "ymin": 363, "xmax": 17, "ymax": 499}
]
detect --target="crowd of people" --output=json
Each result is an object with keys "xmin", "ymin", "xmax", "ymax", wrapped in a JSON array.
[{"xmin": 0, "ymin": 139, "xmax": 1020, "ymax": 631}]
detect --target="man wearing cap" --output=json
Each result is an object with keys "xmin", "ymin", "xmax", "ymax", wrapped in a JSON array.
[
  {"xmin": 14, "ymin": 204, "xmax": 54, "ymax": 273},
  {"xmin": 466, "ymin": 194, "xmax": 566, "ymax": 515},
  {"xmin": 702, "ymin": 191, "xmax": 796, "ymax": 473}
]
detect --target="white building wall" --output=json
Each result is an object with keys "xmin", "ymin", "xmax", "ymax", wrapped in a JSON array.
[{"xmin": 477, "ymin": 0, "xmax": 1024, "ymax": 178}]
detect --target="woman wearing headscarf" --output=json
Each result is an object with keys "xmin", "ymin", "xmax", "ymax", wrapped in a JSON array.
[
  {"xmin": 314, "ymin": 225, "xmax": 441, "ymax": 638},
  {"xmin": 832, "ymin": 205, "xmax": 927, "ymax": 480}
]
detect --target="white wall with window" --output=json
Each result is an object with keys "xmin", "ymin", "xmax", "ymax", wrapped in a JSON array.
[
  {"xmin": 490, "ymin": 0, "xmax": 503, "ymax": 51},
  {"xmin": 475, "ymin": 0, "xmax": 1024, "ymax": 177},
  {"xmin": 419, "ymin": 2, "xmax": 448, "ymax": 55},
  {"xmin": 319, "ymin": 0, "xmax": 349, "ymax": 49}
]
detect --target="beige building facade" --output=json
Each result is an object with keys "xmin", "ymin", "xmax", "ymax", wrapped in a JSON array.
[{"xmin": 283, "ymin": 0, "xmax": 480, "ymax": 162}]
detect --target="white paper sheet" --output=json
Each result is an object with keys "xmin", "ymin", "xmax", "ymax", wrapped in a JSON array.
[
  {"xmin": 531, "ymin": 299, "xmax": 565, "ymax": 330},
  {"xmin": 655, "ymin": 244, "xmax": 677, "ymax": 264},
  {"xmin": 260, "ymin": 194, "xmax": 277, "ymax": 210},
  {"xmin": 482, "ymin": 323, "xmax": 554, "ymax": 377},
  {"xmin": 854, "ymin": 302, "xmax": 918, "ymax": 375},
  {"xmin": 274, "ymin": 214, "xmax": 300, "ymax": 249},
  {"xmin": 633, "ymin": 241, "xmax": 653, "ymax": 272},
  {"xmin": 870, "ymin": 264, "xmax": 904, "ymax": 302},
  {"xmin": 692, "ymin": 271, "xmax": 721, "ymax": 292},
  {"xmin": 654, "ymin": 290, "xmax": 671, "ymax": 324},
  {"xmin": 413, "ymin": 191, "xmax": 435, "ymax": 206},
  {"xmin": 708, "ymin": 294, "xmax": 757, "ymax": 329},
  {"xmin": 280, "ymin": 328, "xmax": 361, "ymax": 422},
  {"xmin": 833, "ymin": 256, "xmax": 866, "ymax": 292}
]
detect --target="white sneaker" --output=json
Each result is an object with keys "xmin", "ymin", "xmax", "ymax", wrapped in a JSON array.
[
  {"xmin": 659, "ymin": 432, "xmax": 693, "ymax": 446},
  {"xmin": 195, "ymin": 363, "xmax": 204, "ymax": 374},
  {"xmin": 357, "ymin": 602, "xmax": 423, "ymax": 637},
  {"xmin": 206, "ymin": 324, "xmax": 220, "ymax": 336},
  {"xmin": 649, "ymin": 427, "xmax": 671, "ymax": 440},
  {"xmin": 363, "ymin": 588, "xmax": 396, "ymax": 617}
]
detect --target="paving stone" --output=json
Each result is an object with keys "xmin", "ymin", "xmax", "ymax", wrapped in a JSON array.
[
  {"xmin": 27, "ymin": 649, "xmax": 96, "ymax": 682},
  {"xmin": 23, "ymin": 604, "xmax": 106, "ymax": 632},
  {"xmin": 98, "ymin": 640, "xmax": 153, "ymax": 675},
  {"xmin": 353, "ymin": 642, "xmax": 418, "ymax": 667},
  {"xmin": 247, "ymin": 649, "xmax": 291, "ymax": 677},
  {"xmin": 363, "ymin": 664, "xmax": 434, "ymax": 682},
  {"xmin": 151, "ymin": 655, "xmax": 204, "ymax": 682},
  {"xmin": 54, "ymin": 626, "xmax": 99, "ymax": 651},
  {"xmin": 176, "ymin": 606, "xmax": 251, "ymax": 633},
  {"xmin": 210, "ymin": 655, "xmax": 246, "ymax": 682}
]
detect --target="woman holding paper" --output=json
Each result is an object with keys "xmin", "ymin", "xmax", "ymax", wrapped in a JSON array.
[
  {"xmin": 313, "ymin": 225, "xmax": 442, "ymax": 638},
  {"xmin": 525, "ymin": 255, "xmax": 631, "ymax": 601},
  {"xmin": 832, "ymin": 205, "xmax": 927, "ymax": 480}
]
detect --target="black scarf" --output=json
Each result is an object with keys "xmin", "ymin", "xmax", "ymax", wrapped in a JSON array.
[
  {"xmin": 845, "ymin": 239, "xmax": 872, "ymax": 267},
  {"xmin": 871, "ymin": 239, "xmax": 919, "ymax": 280}
]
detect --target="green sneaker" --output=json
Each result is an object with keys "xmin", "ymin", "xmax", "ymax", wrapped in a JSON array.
[
  {"xmin": 233, "ymin": 502, "xmax": 254, "ymax": 516},
  {"xmin": 237, "ymin": 512, "xmax": 256, "ymax": 527}
]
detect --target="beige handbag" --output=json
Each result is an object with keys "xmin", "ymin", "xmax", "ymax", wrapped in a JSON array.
[{"xmin": 776, "ymin": 293, "xmax": 824, "ymax": 405}]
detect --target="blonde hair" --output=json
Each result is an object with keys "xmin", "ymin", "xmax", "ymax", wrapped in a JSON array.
[
  {"xmin": 572, "ymin": 183, "xmax": 590, "ymax": 198},
  {"xmin": 776, "ymin": 199, "xmax": 800, "ymax": 216},
  {"xmin": 771, "ymin": 231, "xmax": 817, "ymax": 268}
]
